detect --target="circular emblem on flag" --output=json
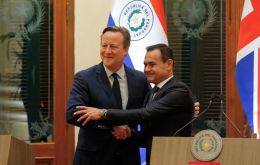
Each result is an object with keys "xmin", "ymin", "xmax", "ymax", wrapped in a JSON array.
[
  {"xmin": 119, "ymin": 0, "xmax": 154, "ymax": 41},
  {"xmin": 191, "ymin": 129, "xmax": 222, "ymax": 161}
]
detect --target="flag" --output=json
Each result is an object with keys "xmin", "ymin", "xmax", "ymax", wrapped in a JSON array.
[
  {"xmin": 107, "ymin": 0, "xmax": 168, "ymax": 164},
  {"xmin": 236, "ymin": 0, "xmax": 260, "ymax": 137},
  {"xmin": 107, "ymin": 0, "xmax": 168, "ymax": 72}
]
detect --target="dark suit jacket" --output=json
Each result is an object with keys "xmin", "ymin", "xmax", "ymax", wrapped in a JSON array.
[
  {"xmin": 105, "ymin": 76, "xmax": 194, "ymax": 164},
  {"xmin": 66, "ymin": 63, "xmax": 150, "ymax": 165}
]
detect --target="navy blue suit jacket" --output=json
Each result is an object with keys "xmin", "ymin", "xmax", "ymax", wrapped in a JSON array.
[{"xmin": 66, "ymin": 63, "xmax": 150, "ymax": 165}]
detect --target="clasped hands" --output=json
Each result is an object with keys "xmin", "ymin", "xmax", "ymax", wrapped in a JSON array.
[
  {"xmin": 74, "ymin": 103, "xmax": 200, "ymax": 139},
  {"xmin": 74, "ymin": 102, "xmax": 201, "ymax": 124},
  {"xmin": 74, "ymin": 106, "xmax": 131, "ymax": 140}
]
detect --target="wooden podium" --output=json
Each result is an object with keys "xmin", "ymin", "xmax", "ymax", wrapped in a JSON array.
[
  {"xmin": 0, "ymin": 135, "xmax": 34, "ymax": 165},
  {"xmin": 151, "ymin": 137, "xmax": 260, "ymax": 165}
]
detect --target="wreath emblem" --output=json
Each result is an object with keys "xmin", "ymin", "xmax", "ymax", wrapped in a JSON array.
[
  {"xmin": 26, "ymin": 0, "xmax": 45, "ymax": 35},
  {"xmin": 0, "ymin": 0, "xmax": 45, "ymax": 41},
  {"xmin": 191, "ymin": 129, "xmax": 223, "ymax": 161},
  {"xmin": 119, "ymin": 0, "xmax": 154, "ymax": 41},
  {"xmin": 127, "ymin": 9, "xmax": 145, "ymax": 32},
  {"xmin": 19, "ymin": 0, "xmax": 45, "ymax": 40},
  {"xmin": 172, "ymin": 0, "xmax": 217, "ymax": 40}
]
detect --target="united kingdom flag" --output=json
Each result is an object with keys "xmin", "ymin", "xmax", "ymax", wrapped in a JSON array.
[{"xmin": 236, "ymin": 0, "xmax": 260, "ymax": 138}]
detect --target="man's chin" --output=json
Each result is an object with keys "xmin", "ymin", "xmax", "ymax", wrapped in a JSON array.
[
  {"xmin": 103, "ymin": 61, "xmax": 113, "ymax": 67},
  {"xmin": 147, "ymin": 77, "xmax": 154, "ymax": 83}
]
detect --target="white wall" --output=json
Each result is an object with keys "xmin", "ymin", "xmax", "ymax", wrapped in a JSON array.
[
  {"xmin": 74, "ymin": 0, "xmax": 112, "ymax": 147},
  {"xmin": 75, "ymin": 0, "xmax": 112, "ymax": 72}
]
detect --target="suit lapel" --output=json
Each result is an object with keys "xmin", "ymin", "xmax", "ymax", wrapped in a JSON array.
[
  {"xmin": 144, "ymin": 91, "xmax": 153, "ymax": 106},
  {"xmin": 153, "ymin": 77, "xmax": 175, "ymax": 100},
  {"xmin": 126, "ymin": 66, "xmax": 152, "ymax": 107},
  {"xmin": 96, "ymin": 63, "xmax": 117, "ymax": 107},
  {"xmin": 125, "ymin": 66, "xmax": 133, "ymax": 108}
]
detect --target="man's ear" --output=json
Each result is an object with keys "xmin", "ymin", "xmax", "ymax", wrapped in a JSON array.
[
  {"xmin": 124, "ymin": 47, "xmax": 129, "ymax": 57},
  {"xmin": 167, "ymin": 59, "xmax": 174, "ymax": 67}
]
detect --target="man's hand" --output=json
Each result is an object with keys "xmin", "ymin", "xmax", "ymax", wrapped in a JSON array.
[
  {"xmin": 112, "ymin": 125, "xmax": 131, "ymax": 140},
  {"xmin": 73, "ymin": 106, "xmax": 103, "ymax": 126}
]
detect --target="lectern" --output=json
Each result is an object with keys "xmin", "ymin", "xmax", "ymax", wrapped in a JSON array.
[
  {"xmin": 151, "ymin": 137, "xmax": 260, "ymax": 165},
  {"xmin": 0, "ymin": 135, "xmax": 34, "ymax": 165}
]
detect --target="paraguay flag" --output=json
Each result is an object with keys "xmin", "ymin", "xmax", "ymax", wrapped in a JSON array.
[
  {"xmin": 236, "ymin": 0, "xmax": 260, "ymax": 138},
  {"xmin": 107, "ymin": 0, "xmax": 168, "ymax": 72},
  {"xmin": 107, "ymin": 0, "xmax": 168, "ymax": 164}
]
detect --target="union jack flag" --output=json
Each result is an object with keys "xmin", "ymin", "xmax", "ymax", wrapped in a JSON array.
[{"xmin": 236, "ymin": 0, "xmax": 260, "ymax": 138}]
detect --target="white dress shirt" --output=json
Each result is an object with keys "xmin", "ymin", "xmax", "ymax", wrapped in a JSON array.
[{"xmin": 103, "ymin": 64, "xmax": 128, "ymax": 109}]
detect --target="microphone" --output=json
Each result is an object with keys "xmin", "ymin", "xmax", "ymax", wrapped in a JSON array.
[{"xmin": 173, "ymin": 93, "xmax": 217, "ymax": 136}]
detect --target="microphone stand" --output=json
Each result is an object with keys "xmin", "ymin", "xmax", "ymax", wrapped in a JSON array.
[
  {"xmin": 173, "ymin": 95, "xmax": 214, "ymax": 136},
  {"xmin": 218, "ymin": 94, "xmax": 243, "ymax": 137},
  {"xmin": 221, "ymin": 110, "xmax": 243, "ymax": 137},
  {"xmin": 174, "ymin": 94, "xmax": 244, "ymax": 137}
]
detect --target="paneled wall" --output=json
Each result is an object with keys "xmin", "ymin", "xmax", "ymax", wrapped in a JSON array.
[{"xmin": 226, "ymin": 0, "xmax": 248, "ymax": 137}]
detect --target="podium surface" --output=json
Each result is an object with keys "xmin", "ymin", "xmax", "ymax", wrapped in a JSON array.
[
  {"xmin": 0, "ymin": 135, "xmax": 34, "ymax": 165},
  {"xmin": 151, "ymin": 137, "xmax": 260, "ymax": 165}
]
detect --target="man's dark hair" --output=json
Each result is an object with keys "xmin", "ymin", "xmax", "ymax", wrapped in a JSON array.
[
  {"xmin": 146, "ymin": 43, "xmax": 174, "ymax": 62},
  {"xmin": 102, "ymin": 26, "xmax": 131, "ymax": 49}
]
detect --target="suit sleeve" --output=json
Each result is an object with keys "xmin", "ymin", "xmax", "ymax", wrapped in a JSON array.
[
  {"xmin": 66, "ymin": 72, "xmax": 112, "ymax": 129},
  {"xmin": 105, "ymin": 86, "xmax": 193, "ymax": 124}
]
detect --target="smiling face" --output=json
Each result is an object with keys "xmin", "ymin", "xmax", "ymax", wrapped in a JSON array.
[
  {"xmin": 100, "ymin": 31, "xmax": 128, "ymax": 72},
  {"xmin": 144, "ymin": 49, "xmax": 173, "ymax": 85}
]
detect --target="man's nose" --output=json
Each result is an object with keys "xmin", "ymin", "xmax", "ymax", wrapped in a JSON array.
[
  {"xmin": 105, "ymin": 46, "xmax": 111, "ymax": 53},
  {"xmin": 144, "ymin": 65, "xmax": 150, "ymax": 72}
]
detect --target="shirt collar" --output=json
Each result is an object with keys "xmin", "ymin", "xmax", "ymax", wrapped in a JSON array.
[
  {"xmin": 156, "ymin": 75, "xmax": 174, "ymax": 89},
  {"xmin": 103, "ymin": 64, "xmax": 125, "ymax": 79}
]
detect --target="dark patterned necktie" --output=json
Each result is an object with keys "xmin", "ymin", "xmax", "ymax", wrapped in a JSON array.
[
  {"xmin": 148, "ymin": 86, "xmax": 160, "ymax": 103},
  {"xmin": 153, "ymin": 86, "xmax": 160, "ymax": 94},
  {"xmin": 111, "ymin": 73, "xmax": 122, "ymax": 109}
]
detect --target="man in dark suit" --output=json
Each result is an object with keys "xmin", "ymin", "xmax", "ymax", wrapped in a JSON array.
[
  {"xmin": 66, "ymin": 26, "xmax": 150, "ymax": 165},
  {"xmin": 75, "ymin": 43, "xmax": 194, "ymax": 164}
]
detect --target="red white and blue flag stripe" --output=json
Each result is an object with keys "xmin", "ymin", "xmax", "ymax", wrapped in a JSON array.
[
  {"xmin": 236, "ymin": 0, "xmax": 260, "ymax": 137},
  {"xmin": 107, "ymin": 0, "xmax": 168, "ymax": 72}
]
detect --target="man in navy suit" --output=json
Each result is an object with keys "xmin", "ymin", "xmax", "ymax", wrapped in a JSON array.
[
  {"xmin": 74, "ymin": 43, "xmax": 194, "ymax": 164},
  {"xmin": 67, "ymin": 26, "xmax": 151, "ymax": 165}
]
